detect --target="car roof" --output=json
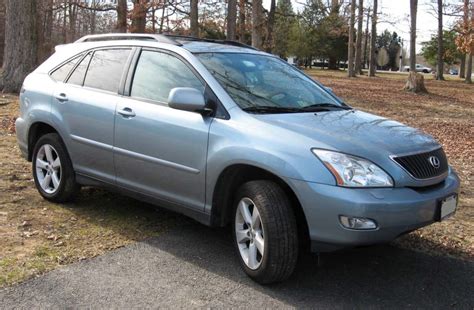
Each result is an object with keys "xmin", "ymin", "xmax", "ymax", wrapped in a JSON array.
[
  {"xmin": 36, "ymin": 34, "xmax": 273, "ymax": 74},
  {"xmin": 73, "ymin": 33, "xmax": 268, "ymax": 55}
]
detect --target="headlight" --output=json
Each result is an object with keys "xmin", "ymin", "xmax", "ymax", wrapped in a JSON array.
[{"xmin": 312, "ymin": 149, "xmax": 393, "ymax": 187}]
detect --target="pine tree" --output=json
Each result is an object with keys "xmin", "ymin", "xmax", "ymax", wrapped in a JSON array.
[{"xmin": 273, "ymin": 0, "xmax": 295, "ymax": 58}]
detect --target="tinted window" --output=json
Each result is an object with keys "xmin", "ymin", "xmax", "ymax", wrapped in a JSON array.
[
  {"xmin": 67, "ymin": 53, "xmax": 92, "ymax": 86},
  {"xmin": 84, "ymin": 49, "xmax": 131, "ymax": 92},
  {"xmin": 51, "ymin": 54, "xmax": 82, "ymax": 82},
  {"xmin": 131, "ymin": 51, "xmax": 204, "ymax": 103}
]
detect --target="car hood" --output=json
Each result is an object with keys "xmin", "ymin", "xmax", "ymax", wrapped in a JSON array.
[{"xmin": 253, "ymin": 109, "xmax": 439, "ymax": 158}]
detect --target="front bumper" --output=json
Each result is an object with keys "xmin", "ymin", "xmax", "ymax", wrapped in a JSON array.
[
  {"xmin": 15, "ymin": 117, "xmax": 29, "ymax": 160},
  {"xmin": 285, "ymin": 168, "xmax": 460, "ymax": 252}
]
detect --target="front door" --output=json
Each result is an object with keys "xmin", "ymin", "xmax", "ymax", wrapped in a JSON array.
[{"xmin": 114, "ymin": 49, "xmax": 211, "ymax": 211}]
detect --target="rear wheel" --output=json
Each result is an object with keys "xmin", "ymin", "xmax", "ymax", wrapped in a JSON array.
[
  {"xmin": 32, "ymin": 133, "xmax": 79, "ymax": 202},
  {"xmin": 232, "ymin": 180, "xmax": 298, "ymax": 284}
]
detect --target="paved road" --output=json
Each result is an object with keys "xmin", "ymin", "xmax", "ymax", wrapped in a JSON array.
[{"xmin": 1, "ymin": 221, "xmax": 473, "ymax": 309}]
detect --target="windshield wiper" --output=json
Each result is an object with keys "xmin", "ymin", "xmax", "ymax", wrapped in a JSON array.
[
  {"xmin": 300, "ymin": 103, "xmax": 352, "ymax": 112},
  {"xmin": 242, "ymin": 106, "xmax": 301, "ymax": 114}
]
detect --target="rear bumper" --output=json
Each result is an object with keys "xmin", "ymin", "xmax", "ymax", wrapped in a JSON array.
[{"xmin": 285, "ymin": 168, "xmax": 460, "ymax": 252}]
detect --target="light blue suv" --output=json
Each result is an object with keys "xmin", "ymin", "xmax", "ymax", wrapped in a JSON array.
[{"xmin": 16, "ymin": 34, "xmax": 460, "ymax": 284}]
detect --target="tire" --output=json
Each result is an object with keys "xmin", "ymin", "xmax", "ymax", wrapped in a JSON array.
[
  {"xmin": 423, "ymin": 69, "xmax": 428, "ymax": 73},
  {"xmin": 32, "ymin": 133, "xmax": 79, "ymax": 203},
  {"xmin": 232, "ymin": 180, "xmax": 298, "ymax": 284}
]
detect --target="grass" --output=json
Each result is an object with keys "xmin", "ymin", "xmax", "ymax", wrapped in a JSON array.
[
  {"xmin": 0, "ymin": 99, "xmax": 184, "ymax": 286},
  {"xmin": 0, "ymin": 70, "xmax": 472, "ymax": 287}
]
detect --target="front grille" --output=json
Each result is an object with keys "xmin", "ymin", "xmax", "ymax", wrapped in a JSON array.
[{"xmin": 392, "ymin": 148, "xmax": 448, "ymax": 179}]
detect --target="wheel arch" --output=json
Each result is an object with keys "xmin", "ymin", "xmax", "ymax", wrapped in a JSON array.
[
  {"xmin": 210, "ymin": 163, "xmax": 310, "ymax": 247},
  {"xmin": 27, "ymin": 121, "xmax": 63, "ymax": 161}
]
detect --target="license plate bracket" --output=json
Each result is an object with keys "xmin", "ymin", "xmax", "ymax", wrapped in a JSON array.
[{"xmin": 436, "ymin": 194, "xmax": 457, "ymax": 221}]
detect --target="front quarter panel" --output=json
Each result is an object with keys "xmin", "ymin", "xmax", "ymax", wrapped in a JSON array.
[{"xmin": 205, "ymin": 110, "xmax": 337, "ymax": 213}]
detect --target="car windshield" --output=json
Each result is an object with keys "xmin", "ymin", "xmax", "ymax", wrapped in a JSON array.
[{"xmin": 196, "ymin": 52, "xmax": 347, "ymax": 113}]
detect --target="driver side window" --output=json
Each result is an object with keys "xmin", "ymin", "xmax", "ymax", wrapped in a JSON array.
[{"xmin": 131, "ymin": 50, "xmax": 205, "ymax": 103}]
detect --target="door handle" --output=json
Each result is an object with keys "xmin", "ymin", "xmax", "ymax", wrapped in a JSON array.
[
  {"xmin": 55, "ymin": 93, "xmax": 68, "ymax": 102},
  {"xmin": 117, "ymin": 107, "xmax": 136, "ymax": 118}
]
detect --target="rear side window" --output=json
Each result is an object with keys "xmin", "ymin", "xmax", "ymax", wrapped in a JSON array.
[
  {"xmin": 131, "ymin": 51, "xmax": 204, "ymax": 103},
  {"xmin": 50, "ymin": 54, "xmax": 82, "ymax": 82},
  {"xmin": 83, "ymin": 49, "xmax": 131, "ymax": 93},
  {"xmin": 67, "ymin": 53, "xmax": 92, "ymax": 86}
]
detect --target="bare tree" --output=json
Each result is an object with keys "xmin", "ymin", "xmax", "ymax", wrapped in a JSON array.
[
  {"xmin": 404, "ymin": 0, "xmax": 427, "ymax": 92},
  {"xmin": 190, "ymin": 0, "xmax": 198, "ymax": 37},
  {"xmin": 227, "ymin": 0, "xmax": 237, "ymax": 40},
  {"xmin": 252, "ymin": 0, "xmax": 263, "ymax": 48},
  {"xmin": 436, "ymin": 0, "xmax": 444, "ymax": 80},
  {"xmin": 328, "ymin": 0, "xmax": 341, "ymax": 69},
  {"xmin": 239, "ymin": 0, "xmax": 246, "ymax": 43},
  {"xmin": 116, "ymin": 0, "xmax": 127, "ymax": 33},
  {"xmin": 369, "ymin": 0, "xmax": 377, "ymax": 77},
  {"xmin": 459, "ymin": 55, "xmax": 466, "ymax": 78},
  {"xmin": 348, "ymin": 0, "xmax": 356, "ymax": 77},
  {"xmin": 0, "ymin": 0, "xmax": 38, "ymax": 93},
  {"xmin": 363, "ymin": 6, "xmax": 370, "ymax": 69},
  {"xmin": 464, "ymin": 0, "xmax": 472, "ymax": 83},
  {"xmin": 0, "ymin": 1, "xmax": 4, "ymax": 66},
  {"xmin": 131, "ymin": 0, "xmax": 147, "ymax": 33},
  {"xmin": 265, "ymin": 0, "xmax": 276, "ymax": 52},
  {"xmin": 354, "ymin": 0, "xmax": 364, "ymax": 74}
]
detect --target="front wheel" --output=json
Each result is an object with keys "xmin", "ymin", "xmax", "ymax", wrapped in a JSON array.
[
  {"xmin": 232, "ymin": 180, "xmax": 298, "ymax": 284},
  {"xmin": 32, "ymin": 133, "xmax": 79, "ymax": 202}
]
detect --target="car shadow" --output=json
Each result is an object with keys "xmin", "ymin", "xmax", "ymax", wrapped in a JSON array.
[{"xmin": 144, "ymin": 221, "xmax": 474, "ymax": 308}]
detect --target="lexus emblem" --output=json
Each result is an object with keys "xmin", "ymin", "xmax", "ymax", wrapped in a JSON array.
[{"xmin": 428, "ymin": 156, "xmax": 440, "ymax": 169}]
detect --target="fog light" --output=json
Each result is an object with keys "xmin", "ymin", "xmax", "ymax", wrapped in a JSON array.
[{"xmin": 339, "ymin": 216, "xmax": 377, "ymax": 230}]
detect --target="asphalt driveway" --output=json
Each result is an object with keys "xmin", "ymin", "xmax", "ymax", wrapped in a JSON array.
[{"xmin": 1, "ymin": 220, "xmax": 473, "ymax": 309}]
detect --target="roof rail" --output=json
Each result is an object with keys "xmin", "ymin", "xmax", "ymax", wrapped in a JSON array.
[
  {"xmin": 75, "ymin": 33, "xmax": 181, "ymax": 46},
  {"xmin": 164, "ymin": 34, "xmax": 258, "ymax": 50}
]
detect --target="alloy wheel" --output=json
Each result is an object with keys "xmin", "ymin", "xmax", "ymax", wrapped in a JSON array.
[
  {"xmin": 35, "ymin": 144, "xmax": 62, "ymax": 194},
  {"xmin": 235, "ymin": 197, "xmax": 265, "ymax": 270}
]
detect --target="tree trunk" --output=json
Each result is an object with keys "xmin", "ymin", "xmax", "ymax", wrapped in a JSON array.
[
  {"xmin": 252, "ymin": 0, "xmax": 263, "ymax": 49},
  {"xmin": 368, "ymin": 0, "xmax": 377, "ymax": 77},
  {"xmin": 408, "ymin": 0, "xmax": 417, "ymax": 72},
  {"xmin": 116, "ymin": 0, "xmax": 127, "ymax": 33},
  {"xmin": 466, "ymin": 54, "xmax": 473, "ymax": 83},
  {"xmin": 0, "ymin": 0, "xmax": 38, "ymax": 93},
  {"xmin": 459, "ymin": 55, "xmax": 466, "ymax": 78},
  {"xmin": 226, "ymin": 0, "xmax": 237, "ymax": 40},
  {"xmin": 328, "ymin": 0, "xmax": 341, "ymax": 70},
  {"xmin": 190, "ymin": 0, "xmax": 199, "ymax": 37},
  {"xmin": 464, "ymin": 0, "xmax": 473, "ymax": 83},
  {"xmin": 354, "ymin": 0, "xmax": 363, "ymax": 74},
  {"xmin": 0, "ymin": 0, "xmax": 4, "ymax": 66},
  {"xmin": 265, "ymin": 0, "xmax": 276, "ymax": 52},
  {"xmin": 436, "ymin": 0, "xmax": 444, "ymax": 80},
  {"xmin": 405, "ymin": 72, "xmax": 428, "ymax": 92},
  {"xmin": 363, "ymin": 7, "xmax": 370, "ymax": 69},
  {"xmin": 131, "ymin": 0, "xmax": 147, "ymax": 33},
  {"xmin": 405, "ymin": 0, "xmax": 427, "ymax": 93},
  {"xmin": 348, "ymin": 0, "xmax": 356, "ymax": 77},
  {"xmin": 159, "ymin": 3, "xmax": 166, "ymax": 34},
  {"xmin": 238, "ymin": 0, "xmax": 246, "ymax": 43},
  {"xmin": 67, "ymin": 0, "xmax": 78, "ymax": 42}
]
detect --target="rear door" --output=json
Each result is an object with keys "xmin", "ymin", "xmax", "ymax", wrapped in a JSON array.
[
  {"xmin": 53, "ymin": 48, "xmax": 133, "ymax": 183},
  {"xmin": 114, "ymin": 49, "xmax": 211, "ymax": 211}
]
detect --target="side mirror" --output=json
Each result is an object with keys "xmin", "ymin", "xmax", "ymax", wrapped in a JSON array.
[{"xmin": 168, "ymin": 87, "xmax": 209, "ymax": 114}]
